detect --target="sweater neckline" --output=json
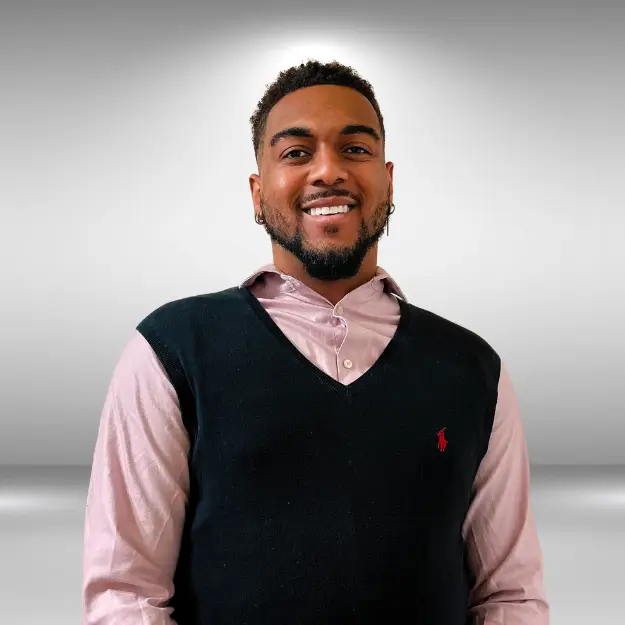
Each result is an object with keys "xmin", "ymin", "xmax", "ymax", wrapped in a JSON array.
[{"xmin": 237, "ymin": 285, "xmax": 412, "ymax": 395}]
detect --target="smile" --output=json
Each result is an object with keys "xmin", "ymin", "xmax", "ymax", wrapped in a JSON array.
[{"xmin": 302, "ymin": 204, "xmax": 355, "ymax": 216}]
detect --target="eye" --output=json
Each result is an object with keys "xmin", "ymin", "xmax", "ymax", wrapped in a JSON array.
[{"xmin": 284, "ymin": 149, "xmax": 309, "ymax": 159}]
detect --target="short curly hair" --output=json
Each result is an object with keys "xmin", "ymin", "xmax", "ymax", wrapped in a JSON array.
[{"xmin": 250, "ymin": 59, "xmax": 386, "ymax": 166}]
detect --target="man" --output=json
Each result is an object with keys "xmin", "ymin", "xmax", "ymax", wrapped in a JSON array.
[{"xmin": 82, "ymin": 60, "xmax": 550, "ymax": 624}]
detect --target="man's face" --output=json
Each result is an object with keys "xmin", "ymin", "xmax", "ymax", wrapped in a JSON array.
[{"xmin": 249, "ymin": 84, "xmax": 394, "ymax": 281}]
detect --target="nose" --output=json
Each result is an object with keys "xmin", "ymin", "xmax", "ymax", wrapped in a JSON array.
[{"xmin": 308, "ymin": 145, "xmax": 349, "ymax": 186}]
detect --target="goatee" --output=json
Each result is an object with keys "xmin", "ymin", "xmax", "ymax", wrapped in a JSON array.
[{"xmin": 259, "ymin": 197, "xmax": 388, "ymax": 281}]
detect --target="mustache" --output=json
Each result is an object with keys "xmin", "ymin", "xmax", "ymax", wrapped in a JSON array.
[{"xmin": 300, "ymin": 189, "xmax": 358, "ymax": 205}]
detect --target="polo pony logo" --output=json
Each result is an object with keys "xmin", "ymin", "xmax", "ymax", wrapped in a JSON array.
[{"xmin": 437, "ymin": 427, "xmax": 448, "ymax": 452}]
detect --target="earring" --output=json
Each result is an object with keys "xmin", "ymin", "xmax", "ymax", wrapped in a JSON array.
[
  {"xmin": 255, "ymin": 212, "xmax": 265, "ymax": 225},
  {"xmin": 386, "ymin": 202, "xmax": 395, "ymax": 236}
]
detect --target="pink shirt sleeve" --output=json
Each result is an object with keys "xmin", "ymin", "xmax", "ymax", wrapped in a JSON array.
[
  {"xmin": 463, "ymin": 361, "xmax": 550, "ymax": 624},
  {"xmin": 82, "ymin": 330, "xmax": 190, "ymax": 624}
]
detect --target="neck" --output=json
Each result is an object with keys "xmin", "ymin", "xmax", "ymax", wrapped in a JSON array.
[{"xmin": 271, "ymin": 245, "xmax": 379, "ymax": 306}]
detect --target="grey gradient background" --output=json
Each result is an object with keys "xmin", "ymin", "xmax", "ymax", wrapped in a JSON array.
[{"xmin": 0, "ymin": 1, "xmax": 624, "ymax": 623}]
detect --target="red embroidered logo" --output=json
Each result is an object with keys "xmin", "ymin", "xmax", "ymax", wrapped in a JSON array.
[{"xmin": 437, "ymin": 427, "xmax": 448, "ymax": 452}]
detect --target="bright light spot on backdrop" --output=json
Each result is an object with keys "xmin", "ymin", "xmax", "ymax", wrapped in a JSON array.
[
  {"xmin": 250, "ymin": 37, "xmax": 371, "ymax": 90},
  {"xmin": 266, "ymin": 41, "xmax": 357, "ymax": 67}
]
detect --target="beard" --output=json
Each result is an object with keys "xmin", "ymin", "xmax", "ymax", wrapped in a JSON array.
[{"xmin": 258, "ymin": 195, "xmax": 390, "ymax": 281}]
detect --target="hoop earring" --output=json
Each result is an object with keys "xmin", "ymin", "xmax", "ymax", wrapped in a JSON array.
[
  {"xmin": 386, "ymin": 202, "xmax": 395, "ymax": 236},
  {"xmin": 255, "ymin": 212, "xmax": 265, "ymax": 225}
]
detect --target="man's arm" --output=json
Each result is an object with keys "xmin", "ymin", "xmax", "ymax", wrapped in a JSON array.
[
  {"xmin": 82, "ymin": 330, "xmax": 190, "ymax": 624},
  {"xmin": 463, "ymin": 360, "xmax": 550, "ymax": 625}
]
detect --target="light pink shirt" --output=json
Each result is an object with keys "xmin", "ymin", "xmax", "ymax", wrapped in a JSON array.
[{"xmin": 82, "ymin": 264, "xmax": 549, "ymax": 624}]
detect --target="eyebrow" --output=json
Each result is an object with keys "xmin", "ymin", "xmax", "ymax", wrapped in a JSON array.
[{"xmin": 269, "ymin": 124, "xmax": 381, "ymax": 147}]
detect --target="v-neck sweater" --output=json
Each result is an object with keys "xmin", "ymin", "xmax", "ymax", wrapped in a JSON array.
[{"xmin": 134, "ymin": 284, "xmax": 501, "ymax": 625}]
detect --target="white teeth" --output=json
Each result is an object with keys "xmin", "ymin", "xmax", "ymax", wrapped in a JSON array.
[{"xmin": 304, "ymin": 204, "xmax": 352, "ymax": 216}]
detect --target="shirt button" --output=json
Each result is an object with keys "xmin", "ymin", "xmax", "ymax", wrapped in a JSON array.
[
  {"xmin": 343, "ymin": 359, "xmax": 353, "ymax": 369},
  {"xmin": 337, "ymin": 305, "xmax": 344, "ymax": 315}
]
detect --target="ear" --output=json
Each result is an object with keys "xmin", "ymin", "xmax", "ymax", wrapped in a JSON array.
[
  {"xmin": 249, "ymin": 173, "xmax": 261, "ymax": 216},
  {"xmin": 386, "ymin": 161, "xmax": 394, "ymax": 203}
]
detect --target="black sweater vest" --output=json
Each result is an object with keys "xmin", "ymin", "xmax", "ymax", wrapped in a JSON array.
[{"xmin": 136, "ymin": 286, "xmax": 501, "ymax": 625}]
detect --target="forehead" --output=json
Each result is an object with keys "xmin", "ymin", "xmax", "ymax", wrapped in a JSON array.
[{"xmin": 265, "ymin": 84, "xmax": 380, "ymax": 138}]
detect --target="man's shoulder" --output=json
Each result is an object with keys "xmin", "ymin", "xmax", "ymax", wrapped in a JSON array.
[
  {"xmin": 403, "ymin": 300, "xmax": 501, "ymax": 378},
  {"xmin": 135, "ymin": 286, "xmax": 242, "ymax": 335}
]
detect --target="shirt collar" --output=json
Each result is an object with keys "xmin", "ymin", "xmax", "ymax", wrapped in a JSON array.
[{"xmin": 239, "ymin": 263, "xmax": 408, "ymax": 302}]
